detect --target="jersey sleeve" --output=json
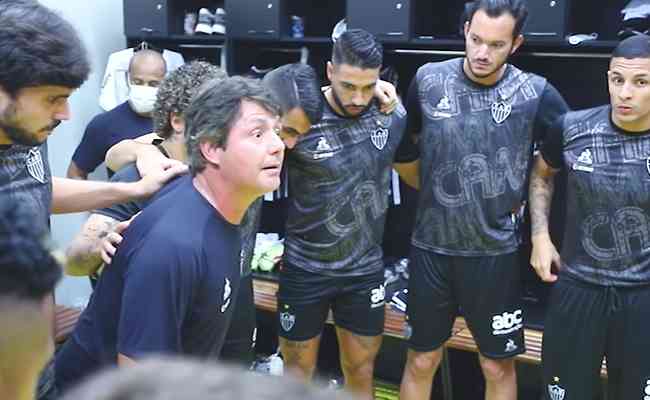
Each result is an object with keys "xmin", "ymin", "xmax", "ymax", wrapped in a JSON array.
[
  {"xmin": 117, "ymin": 239, "xmax": 198, "ymax": 358},
  {"xmin": 532, "ymin": 82, "xmax": 570, "ymax": 145},
  {"xmin": 539, "ymin": 115, "xmax": 566, "ymax": 170},
  {"xmin": 93, "ymin": 164, "xmax": 148, "ymax": 222},
  {"xmin": 71, "ymin": 117, "xmax": 109, "ymax": 174},
  {"xmin": 394, "ymin": 75, "xmax": 422, "ymax": 163}
]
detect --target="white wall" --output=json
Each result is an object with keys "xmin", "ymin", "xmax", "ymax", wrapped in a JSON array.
[{"xmin": 39, "ymin": 0, "xmax": 126, "ymax": 307}]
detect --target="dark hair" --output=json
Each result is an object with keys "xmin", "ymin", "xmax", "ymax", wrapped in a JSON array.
[
  {"xmin": 0, "ymin": 200, "xmax": 61, "ymax": 301},
  {"xmin": 185, "ymin": 76, "xmax": 280, "ymax": 173},
  {"xmin": 612, "ymin": 34, "xmax": 650, "ymax": 59},
  {"xmin": 0, "ymin": 0, "xmax": 90, "ymax": 96},
  {"xmin": 465, "ymin": 0, "xmax": 529, "ymax": 38},
  {"xmin": 263, "ymin": 63, "xmax": 323, "ymax": 125},
  {"xmin": 62, "ymin": 357, "xmax": 356, "ymax": 400},
  {"xmin": 332, "ymin": 29, "xmax": 383, "ymax": 69},
  {"xmin": 153, "ymin": 61, "xmax": 227, "ymax": 139}
]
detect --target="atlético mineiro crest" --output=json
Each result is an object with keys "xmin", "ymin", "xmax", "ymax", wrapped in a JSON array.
[
  {"xmin": 547, "ymin": 376, "xmax": 565, "ymax": 400},
  {"xmin": 280, "ymin": 312, "xmax": 295, "ymax": 332},
  {"xmin": 547, "ymin": 384, "xmax": 565, "ymax": 400},
  {"xmin": 371, "ymin": 119, "xmax": 389, "ymax": 150},
  {"xmin": 491, "ymin": 101, "xmax": 512, "ymax": 124},
  {"xmin": 26, "ymin": 147, "xmax": 46, "ymax": 183}
]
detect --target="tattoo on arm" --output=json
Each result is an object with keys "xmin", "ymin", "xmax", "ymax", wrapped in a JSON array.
[
  {"xmin": 529, "ymin": 162, "xmax": 556, "ymax": 236},
  {"xmin": 67, "ymin": 215, "xmax": 119, "ymax": 275}
]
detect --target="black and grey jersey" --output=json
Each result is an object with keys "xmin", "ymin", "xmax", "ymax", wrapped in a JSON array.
[
  {"xmin": 284, "ymin": 101, "xmax": 407, "ymax": 277},
  {"xmin": 402, "ymin": 58, "xmax": 568, "ymax": 256},
  {"xmin": 0, "ymin": 143, "xmax": 52, "ymax": 231},
  {"xmin": 541, "ymin": 105, "xmax": 650, "ymax": 287}
]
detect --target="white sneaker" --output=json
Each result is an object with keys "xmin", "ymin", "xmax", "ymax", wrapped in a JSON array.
[
  {"xmin": 212, "ymin": 7, "xmax": 226, "ymax": 35},
  {"xmin": 195, "ymin": 8, "xmax": 214, "ymax": 35}
]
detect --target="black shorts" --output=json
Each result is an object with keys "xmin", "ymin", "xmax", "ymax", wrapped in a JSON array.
[
  {"xmin": 276, "ymin": 264, "xmax": 386, "ymax": 341},
  {"xmin": 542, "ymin": 274, "xmax": 650, "ymax": 400},
  {"xmin": 220, "ymin": 274, "xmax": 256, "ymax": 365},
  {"xmin": 406, "ymin": 247, "xmax": 525, "ymax": 359}
]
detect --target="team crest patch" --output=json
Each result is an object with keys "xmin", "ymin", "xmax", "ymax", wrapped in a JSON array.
[
  {"xmin": 646, "ymin": 157, "xmax": 650, "ymax": 176},
  {"xmin": 547, "ymin": 384, "xmax": 565, "ymax": 400},
  {"xmin": 491, "ymin": 101, "xmax": 512, "ymax": 124},
  {"xmin": 280, "ymin": 312, "xmax": 295, "ymax": 332},
  {"xmin": 371, "ymin": 120, "xmax": 389, "ymax": 150},
  {"xmin": 547, "ymin": 376, "xmax": 565, "ymax": 400},
  {"xmin": 26, "ymin": 147, "xmax": 46, "ymax": 183}
]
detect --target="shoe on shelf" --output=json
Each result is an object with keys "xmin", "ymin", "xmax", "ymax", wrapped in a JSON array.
[
  {"xmin": 212, "ymin": 7, "xmax": 227, "ymax": 35},
  {"xmin": 183, "ymin": 11, "xmax": 197, "ymax": 35},
  {"xmin": 195, "ymin": 8, "xmax": 214, "ymax": 35}
]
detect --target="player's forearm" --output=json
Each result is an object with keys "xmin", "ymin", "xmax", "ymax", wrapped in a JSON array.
[
  {"xmin": 65, "ymin": 215, "xmax": 118, "ymax": 276},
  {"xmin": 51, "ymin": 177, "xmax": 143, "ymax": 214},
  {"xmin": 529, "ymin": 165, "xmax": 555, "ymax": 240}
]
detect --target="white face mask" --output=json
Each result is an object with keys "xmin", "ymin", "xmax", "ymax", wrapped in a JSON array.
[{"xmin": 128, "ymin": 84, "xmax": 158, "ymax": 114}]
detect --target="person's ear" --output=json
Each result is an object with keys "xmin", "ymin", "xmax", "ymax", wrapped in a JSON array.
[
  {"xmin": 199, "ymin": 141, "xmax": 222, "ymax": 168},
  {"xmin": 170, "ymin": 113, "xmax": 185, "ymax": 135}
]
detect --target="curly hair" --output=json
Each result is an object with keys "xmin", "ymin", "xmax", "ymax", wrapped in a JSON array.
[
  {"xmin": 152, "ymin": 61, "xmax": 227, "ymax": 139},
  {"xmin": 0, "ymin": 200, "xmax": 61, "ymax": 300}
]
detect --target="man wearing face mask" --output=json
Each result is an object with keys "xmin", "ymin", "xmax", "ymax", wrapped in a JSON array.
[{"xmin": 66, "ymin": 49, "xmax": 166, "ymax": 179}]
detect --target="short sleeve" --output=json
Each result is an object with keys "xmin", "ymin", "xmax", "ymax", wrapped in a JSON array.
[
  {"xmin": 71, "ymin": 118, "xmax": 109, "ymax": 173},
  {"xmin": 532, "ymin": 82, "xmax": 570, "ymax": 145},
  {"xmin": 395, "ymin": 76, "xmax": 422, "ymax": 163},
  {"xmin": 539, "ymin": 115, "xmax": 566, "ymax": 170}
]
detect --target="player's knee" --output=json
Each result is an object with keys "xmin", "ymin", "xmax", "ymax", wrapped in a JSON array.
[
  {"xmin": 406, "ymin": 349, "xmax": 442, "ymax": 378},
  {"xmin": 479, "ymin": 357, "xmax": 514, "ymax": 383},
  {"xmin": 284, "ymin": 358, "xmax": 317, "ymax": 380},
  {"xmin": 340, "ymin": 355, "xmax": 374, "ymax": 380}
]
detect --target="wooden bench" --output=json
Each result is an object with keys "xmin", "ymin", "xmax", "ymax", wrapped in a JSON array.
[{"xmin": 253, "ymin": 277, "xmax": 608, "ymax": 399}]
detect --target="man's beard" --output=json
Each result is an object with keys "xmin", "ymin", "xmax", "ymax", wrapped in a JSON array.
[
  {"xmin": 0, "ymin": 103, "xmax": 59, "ymax": 146},
  {"xmin": 331, "ymin": 86, "xmax": 372, "ymax": 118},
  {"xmin": 466, "ymin": 45, "xmax": 513, "ymax": 81}
]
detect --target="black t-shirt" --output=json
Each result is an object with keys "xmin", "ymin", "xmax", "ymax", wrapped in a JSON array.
[
  {"xmin": 95, "ymin": 145, "xmax": 261, "ymax": 277},
  {"xmin": 58, "ymin": 176, "xmax": 241, "ymax": 379},
  {"xmin": 283, "ymin": 100, "xmax": 407, "ymax": 277},
  {"xmin": 0, "ymin": 143, "xmax": 52, "ymax": 231},
  {"xmin": 541, "ymin": 105, "xmax": 650, "ymax": 287},
  {"xmin": 71, "ymin": 101, "xmax": 153, "ymax": 175},
  {"xmin": 398, "ymin": 58, "xmax": 569, "ymax": 256}
]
